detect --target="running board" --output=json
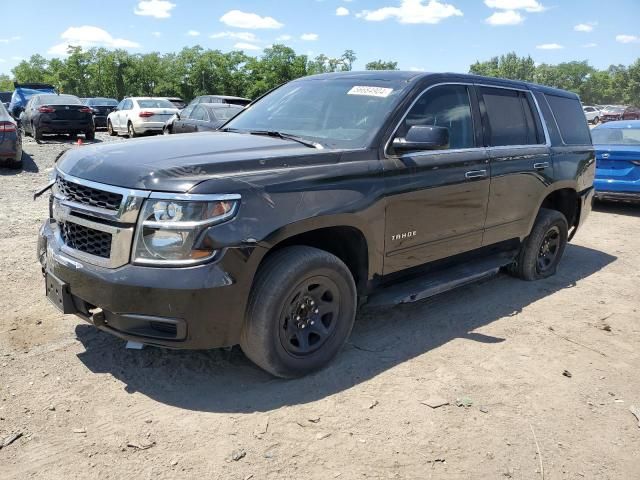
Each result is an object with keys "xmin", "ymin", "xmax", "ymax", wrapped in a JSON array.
[{"xmin": 366, "ymin": 256, "xmax": 510, "ymax": 307}]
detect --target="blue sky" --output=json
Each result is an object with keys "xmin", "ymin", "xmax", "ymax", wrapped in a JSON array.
[{"xmin": 1, "ymin": 0, "xmax": 639, "ymax": 76}]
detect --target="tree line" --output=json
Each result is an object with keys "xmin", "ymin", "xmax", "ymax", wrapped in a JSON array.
[{"xmin": 0, "ymin": 45, "xmax": 637, "ymax": 105}]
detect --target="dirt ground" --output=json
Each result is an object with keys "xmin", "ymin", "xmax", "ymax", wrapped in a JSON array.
[{"xmin": 1, "ymin": 132, "xmax": 639, "ymax": 480}]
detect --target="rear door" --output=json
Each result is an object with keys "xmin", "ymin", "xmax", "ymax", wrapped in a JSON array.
[
  {"xmin": 172, "ymin": 104, "xmax": 194, "ymax": 133},
  {"xmin": 383, "ymin": 83, "xmax": 490, "ymax": 274},
  {"xmin": 478, "ymin": 86, "xmax": 552, "ymax": 245}
]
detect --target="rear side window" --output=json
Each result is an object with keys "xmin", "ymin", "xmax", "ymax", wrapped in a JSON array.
[
  {"xmin": 545, "ymin": 94, "xmax": 591, "ymax": 145},
  {"xmin": 481, "ymin": 87, "xmax": 541, "ymax": 146}
]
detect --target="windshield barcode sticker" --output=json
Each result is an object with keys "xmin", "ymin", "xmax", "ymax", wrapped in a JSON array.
[{"xmin": 347, "ymin": 86, "xmax": 393, "ymax": 98}]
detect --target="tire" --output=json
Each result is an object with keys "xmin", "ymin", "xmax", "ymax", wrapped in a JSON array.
[
  {"xmin": 8, "ymin": 145, "xmax": 23, "ymax": 169},
  {"xmin": 85, "ymin": 129, "xmax": 95, "ymax": 141},
  {"xmin": 593, "ymin": 116, "xmax": 599, "ymax": 124},
  {"xmin": 107, "ymin": 120, "xmax": 117, "ymax": 136},
  {"xmin": 33, "ymin": 123, "xmax": 42, "ymax": 141},
  {"xmin": 508, "ymin": 209, "xmax": 568, "ymax": 281},
  {"xmin": 240, "ymin": 246, "xmax": 357, "ymax": 378},
  {"xmin": 127, "ymin": 122, "xmax": 137, "ymax": 138}
]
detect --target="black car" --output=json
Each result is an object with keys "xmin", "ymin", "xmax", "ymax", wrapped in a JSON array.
[
  {"xmin": 83, "ymin": 97, "xmax": 118, "ymax": 128},
  {"xmin": 22, "ymin": 94, "xmax": 95, "ymax": 140},
  {"xmin": 0, "ymin": 91, "xmax": 12, "ymax": 110},
  {"xmin": 167, "ymin": 103, "xmax": 243, "ymax": 134},
  {"xmin": 187, "ymin": 95, "xmax": 251, "ymax": 107},
  {"xmin": 38, "ymin": 72, "xmax": 594, "ymax": 378},
  {"xmin": 0, "ymin": 102, "xmax": 22, "ymax": 168}
]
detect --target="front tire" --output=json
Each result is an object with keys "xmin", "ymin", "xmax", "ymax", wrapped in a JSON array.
[
  {"xmin": 593, "ymin": 116, "xmax": 599, "ymax": 124},
  {"xmin": 508, "ymin": 209, "xmax": 568, "ymax": 281},
  {"xmin": 240, "ymin": 246, "xmax": 357, "ymax": 378}
]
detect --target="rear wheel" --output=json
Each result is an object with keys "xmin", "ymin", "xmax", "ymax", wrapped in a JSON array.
[
  {"xmin": 127, "ymin": 122, "xmax": 137, "ymax": 138},
  {"xmin": 32, "ymin": 123, "xmax": 42, "ymax": 141},
  {"xmin": 8, "ymin": 144, "xmax": 23, "ymax": 169},
  {"xmin": 240, "ymin": 246, "xmax": 357, "ymax": 378},
  {"xmin": 107, "ymin": 120, "xmax": 117, "ymax": 136},
  {"xmin": 85, "ymin": 129, "xmax": 95, "ymax": 141},
  {"xmin": 508, "ymin": 209, "xmax": 568, "ymax": 281}
]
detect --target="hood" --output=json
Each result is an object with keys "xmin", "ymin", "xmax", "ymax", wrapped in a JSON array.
[{"xmin": 56, "ymin": 132, "xmax": 340, "ymax": 192}]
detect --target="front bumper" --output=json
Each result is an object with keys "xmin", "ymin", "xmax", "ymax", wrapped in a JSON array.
[{"xmin": 38, "ymin": 220, "xmax": 263, "ymax": 349}]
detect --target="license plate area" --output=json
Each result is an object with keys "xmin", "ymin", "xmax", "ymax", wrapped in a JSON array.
[{"xmin": 45, "ymin": 273, "xmax": 76, "ymax": 314}]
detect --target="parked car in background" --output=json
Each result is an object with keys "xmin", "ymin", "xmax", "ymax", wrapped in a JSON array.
[
  {"xmin": 83, "ymin": 97, "xmax": 119, "ymax": 128},
  {"xmin": 622, "ymin": 106, "xmax": 640, "ymax": 120},
  {"xmin": 600, "ymin": 106, "xmax": 624, "ymax": 122},
  {"xmin": 165, "ymin": 97, "xmax": 186, "ymax": 109},
  {"xmin": 592, "ymin": 120, "xmax": 640, "ymax": 202},
  {"xmin": 187, "ymin": 95, "xmax": 251, "ymax": 107},
  {"xmin": 21, "ymin": 94, "xmax": 94, "ymax": 140},
  {"xmin": 165, "ymin": 103, "xmax": 243, "ymax": 134},
  {"xmin": 8, "ymin": 82, "xmax": 56, "ymax": 119},
  {"xmin": 582, "ymin": 105, "xmax": 601, "ymax": 124},
  {"xmin": 0, "ymin": 102, "xmax": 22, "ymax": 169},
  {"xmin": 0, "ymin": 91, "xmax": 12, "ymax": 109},
  {"xmin": 107, "ymin": 97, "xmax": 179, "ymax": 137}
]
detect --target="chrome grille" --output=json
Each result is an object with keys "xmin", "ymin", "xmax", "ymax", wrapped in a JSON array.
[
  {"xmin": 55, "ymin": 176, "xmax": 123, "ymax": 211},
  {"xmin": 61, "ymin": 222, "xmax": 112, "ymax": 258}
]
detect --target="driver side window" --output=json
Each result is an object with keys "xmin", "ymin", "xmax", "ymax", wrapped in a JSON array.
[{"xmin": 399, "ymin": 85, "xmax": 475, "ymax": 150}]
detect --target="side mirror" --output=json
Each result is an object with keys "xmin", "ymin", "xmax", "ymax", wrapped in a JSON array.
[{"xmin": 392, "ymin": 125, "xmax": 449, "ymax": 153}]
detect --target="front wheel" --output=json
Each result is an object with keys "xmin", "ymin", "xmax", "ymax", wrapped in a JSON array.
[
  {"xmin": 508, "ymin": 209, "xmax": 568, "ymax": 281},
  {"xmin": 593, "ymin": 116, "xmax": 599, "ymax": 124},
  {"xmin": 241, "ymin": 246, "xmax": 357, "ymax": 378}
]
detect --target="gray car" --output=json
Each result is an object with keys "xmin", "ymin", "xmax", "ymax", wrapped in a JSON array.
[{"xmin": 0, "ymin": 102, "xmax": 22, "ymax": 169}]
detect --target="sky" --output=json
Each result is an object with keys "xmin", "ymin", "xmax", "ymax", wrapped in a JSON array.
[{"xmin": 0, "ymin": 0, "xmax": 639, "ymax": 76}]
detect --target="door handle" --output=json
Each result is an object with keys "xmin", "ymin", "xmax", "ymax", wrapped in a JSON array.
[
  {"xmin": 465, "ymin": 170, "xmax": 487, "ymax": 179},
  {"xmin": 534, "ymin": 162, "xmax": 550, "ymax": 170}
]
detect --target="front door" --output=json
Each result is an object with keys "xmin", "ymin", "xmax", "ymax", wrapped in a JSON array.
[{"xmin": 383, "ymin": 84, "xmax": 490, "ymax": 274}]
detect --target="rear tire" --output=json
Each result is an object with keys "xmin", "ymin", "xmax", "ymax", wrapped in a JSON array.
[
  {"xmin": 32, "ymin": 123, "xmax": 42, "ymax": 141},
  {"xmin": 107, "ymin": 121, "xmax": 117, "ymax": 136},
  {"xmin": 508, "ymin": 209, "xmax": 568, "ymax": 281},
  {"xmin": 240, "ymin": 246, "xmax": 357, "ymax": 378},
  {"xmin": 127, "ymin": 122, "xmax": 137, "ymax": 138},
  {"xmin": 85, "ymin": 129, "xmax": 95, "ymax": 141}
]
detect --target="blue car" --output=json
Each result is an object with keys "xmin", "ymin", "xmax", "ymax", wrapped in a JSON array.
[
  {"xmin": 592, "ymin": 120, "xmax": 640, "ymax": 202},
  {"xmin": 8, "ymin": 82, "xmax": 56, "ymax": 119}
]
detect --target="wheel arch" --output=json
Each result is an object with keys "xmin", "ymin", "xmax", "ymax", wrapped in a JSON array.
[{"xmin": 536, "ymin": 186, "xmax": 581, "ymax": 238}]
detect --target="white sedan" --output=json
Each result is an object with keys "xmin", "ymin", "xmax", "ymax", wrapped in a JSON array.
[
  {"xmin": 582, "ymin": 105, "xmax": 601, "ymax": 125},
  {"xmin": 107, "ymin": 97, "xmax": 179, "ymax": 137}
]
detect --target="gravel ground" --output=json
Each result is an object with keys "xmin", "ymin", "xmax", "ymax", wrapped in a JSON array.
[{"xmin": 1, "ymin": 132, "xmax": 639, "ymax": 479}]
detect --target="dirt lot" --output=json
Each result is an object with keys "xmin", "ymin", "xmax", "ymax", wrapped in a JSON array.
[{"xmin": 1, "ymin": 133, "xmax": 639, "ymax": 480}]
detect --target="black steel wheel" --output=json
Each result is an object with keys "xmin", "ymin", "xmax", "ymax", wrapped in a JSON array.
[
  {"xmin": 241, "ymin": 246, "xmax": 357, "ymax": 378},
  {"xmin": 508, "ymin": 208, "xmax": 568, "ymax": 281}
]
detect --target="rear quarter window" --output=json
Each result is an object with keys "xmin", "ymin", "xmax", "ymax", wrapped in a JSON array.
[{"xmin": 545, "ymin": 94, "xmax": 591, "ymax": 145}]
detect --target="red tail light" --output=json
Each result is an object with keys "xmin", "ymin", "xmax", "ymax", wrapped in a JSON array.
[
  {"xmin": 39, "ymin": 106, "xmax": 55, "ymax": 113},
  {"xmin": 139, "ymin": 111, "xmax": 155, "ymax": 118},
  {"xmin": 80, "ymin": 107, "xmax": 92, "ymax": 113},
  {"xmin": 0, "ymin": 121, "xmax": 16, "ymax": 132}
]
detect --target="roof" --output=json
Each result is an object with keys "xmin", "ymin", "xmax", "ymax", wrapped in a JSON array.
[
  {"xmin": 197, "ymin": 95, "xmax": 251, "ymax": 101},
  {"xmin": 594, "ymin": 120, "xmax": 640, "ymax": 129},
  {"xmin": 295, "ymin": 71, "xmax": 579, "ymax": 99}
]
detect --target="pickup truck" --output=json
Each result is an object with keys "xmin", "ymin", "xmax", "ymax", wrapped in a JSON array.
[{"xmin": 38, "ymin": 71, "xmax": 595, "ymax": 378}]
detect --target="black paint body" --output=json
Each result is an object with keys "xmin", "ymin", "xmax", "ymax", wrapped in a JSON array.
[{"xmin": 39, "ymin": 72, "xmax": 595, "ymax": 349}]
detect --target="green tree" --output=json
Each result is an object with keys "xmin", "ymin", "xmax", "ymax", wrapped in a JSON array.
[
  {"xmin": 0, "ymin": 74, "xmax": 13, "ymax": 91},
  {"xmin": 365, "ymin": 60, "xmax": 399, "ymax": 71}
]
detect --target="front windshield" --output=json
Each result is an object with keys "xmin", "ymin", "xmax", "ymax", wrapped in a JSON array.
[
  {"xmin": 592, "ymin": 127, "xmax": 640, "ymax": 145},
  {"xmin": 224, "ymin": 78, "xmax": 410, "ymax": 148}
]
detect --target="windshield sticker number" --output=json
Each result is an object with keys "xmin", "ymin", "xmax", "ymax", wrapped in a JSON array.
[{"xmin": 347, "ymin": 86, "xmax": 393, "ymax": 98}]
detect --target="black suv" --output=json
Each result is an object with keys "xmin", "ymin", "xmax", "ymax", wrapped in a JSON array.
[{"xmin": 38, "ymin": 72, "xmax": 594, "ymax": 378}]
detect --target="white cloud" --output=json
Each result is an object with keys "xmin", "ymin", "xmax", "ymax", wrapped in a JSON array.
[
  {"xmin": 0, "ymin": 36, "xmax": 21, "ymax": 44},
  {"xmin": 233, "ymin": 42, "xmax": 261, "ymax": 51},
  {"xmin": 187, "ymin": 30, "xmax": 200, "ymax": 37},
  {"xmin": 409, "ymin": 66, "xmax": 425, "ymax": 71},
  {"xmin": 616, "ymin": 34, "xmax": 640, "ymax": 44},
  {"xmin": 536, "ymin": 43, "xmax": 563, "ymax": 50},
  {"xmin": 211, "ymin": 31, "xmax": 258, "ymax": 42},
  {"xmin": 276, "ymin": 34, "xmax": 292, "ymax": 41},
  {"xmin": 220, "ymin": 10, "xmax": 283, "ymax": 29},
  {"xmin": 485, "ymin": 10, "xmax": 523, "ymax": 25},
  {"xmin": 574, "ymin": 23, "xmax": 595, "ymax": 32},
  {"xmin": 300, "ymin": 33, "xmax": 319, "ymax": 41},
  {"xmin": 0, "ymin": 59, "xmax": 5, "ymax": 63},
  {"xmin": 357, "ymin": 0, "xmax": 463, "ymax": 25},
  {"xmin": 151, "ymin": 31, "xmax": 161, "ymax": 37},
  {"xmin": 582, "ymin": 43, "xmax": 597, "ymax": 48},
  {"xmin": 134, "ymin": 0, "xmax": 176, "ymax": 19},
  {"xmin": 484, "ymin": 0, "xmax": 544, "ymax": 12},
  {"xmin": 48, "ymin": 26, "xmax": 140, "ymax": 56},
  {"xmin": 336, "ymin": 7, "xmax": 350, "ymax": 16}
]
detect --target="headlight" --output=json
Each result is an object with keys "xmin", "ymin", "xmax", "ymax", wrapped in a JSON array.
[{"xmin": 133, "ymin": 194, "xmax": 240, "ymax": 266}]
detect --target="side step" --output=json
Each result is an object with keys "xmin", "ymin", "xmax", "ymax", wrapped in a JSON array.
[{"xmin": 366, "ymin": 256, "xmax": 511, "ymax": 307}]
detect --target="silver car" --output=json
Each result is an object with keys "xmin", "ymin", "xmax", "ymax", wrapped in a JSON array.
[
  {"xmin": 107, "ymin": 97, "xmax": 179, "ymax": 137},
  {"xmin": 582, "ymin": 105, "xmax": 601, "ymax": 124}
]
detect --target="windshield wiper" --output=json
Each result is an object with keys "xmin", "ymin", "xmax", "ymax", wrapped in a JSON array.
[{"xmin": 223, "ymin": 128, "xmax": 322, "ymax": 149}]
